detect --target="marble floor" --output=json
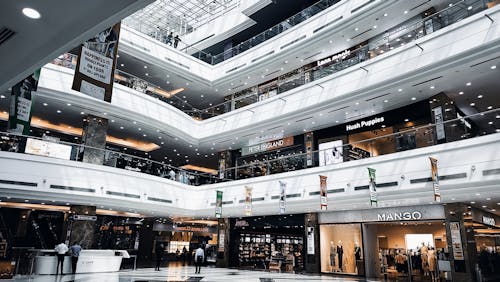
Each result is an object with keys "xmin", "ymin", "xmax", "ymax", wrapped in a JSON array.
[{"xmin": 7, "ymin": 266, "xmax": 384, "ymax": 282}]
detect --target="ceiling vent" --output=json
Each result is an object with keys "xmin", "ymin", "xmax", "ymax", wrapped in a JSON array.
[{"xmin": 0, "ymin": 27, "xmax": 16, "ymax": 46}]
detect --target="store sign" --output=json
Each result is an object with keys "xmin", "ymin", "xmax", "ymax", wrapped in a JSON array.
[
  {"xmin": 317, "ymin": 49, "xmax": 351, "ymax": 66},
  {"xmin": 218, "ymin": 233, "xmax": 225, "ymax": 252},
  {"xmin": 235, "ymin": 219, "xmax": 249, "ymax": 227},
  {"xmin": 482, "ymin": 216, "xmax": 496, "ymax": 226},
  {"xmin": 248, "ymin": 133, "xmax": 284, "ymax": 146},
  {"xmin": 241, "ymin": 136, "xmax": 294, "ymax": 156},
  {"xmin": 346, "ymin": 117, "xmax": 384, "ymax": 131},
  {"xmin": 307, "ymin": 227, "xmax": 315, "ymax": 255},
  {"xmin": 172, "ymin": 225, "xmax": 210, "ymax": 233},
  {"xmin": 377, "ymin": 211, "xmax": 422, "ymax": 221},
  {"xmin": 72, "ymin": 215, "xmax": 97, "ymax": 221},
  {"xmin": 433, "ymin": 107, "xmax": 446, "ymax": 140}
]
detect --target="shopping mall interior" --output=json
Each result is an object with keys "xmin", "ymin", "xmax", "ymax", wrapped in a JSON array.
[{"xmin": 1, "ymin": 0, "xmax": 500, "ymax": 281}]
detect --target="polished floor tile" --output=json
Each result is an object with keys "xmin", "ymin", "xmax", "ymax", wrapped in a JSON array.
[{"xmin": 7, "ymin": 265, "xmax": 383, "ymax": 282}]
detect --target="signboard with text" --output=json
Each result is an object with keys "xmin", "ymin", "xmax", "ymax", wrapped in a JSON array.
[{"xmin": 241, "ymin": 136, "xmax": 294, "ymax": 156}]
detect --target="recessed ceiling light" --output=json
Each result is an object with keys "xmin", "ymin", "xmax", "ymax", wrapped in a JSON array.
[
  {"xmin": 411, "ymin": 97, "xmax": 416, "ymax": 101},
  {"xmin": 145, "ymin": 73, "xmax": 149, "ymax": 76},
  {"xmin": 384, "ymin": 13, "xmax": 388, "ymax": 17},
  {"xmin": 468, "ymin": 6, "xmax": 472, "ymax": 10},
  {"xmin": 471, "ymin": 201, "xmax": 475, "ymax": 204},
  {"xmin": 138, "ymin": 128, "xmax": 142, "ymax": 131},
  {"xmin": 120, "ymin": 126, "xmax": 124, "ymax": 129},
  {"xmin": 466, "ymin": 82, "xmax": 471, "ymax": 86},
  {"xmin": 144, "ymin": 66, "xmax": 148, "ymax": 69},
  {"xmin": 404, "ymin": 119, "xmax": 409, "ymax": 122},
  {"xmin": 143, "ymin": 134, "xmax": 147, "ymax": 137},
  {"xmin": 459, "ymin": 91, "xmax": 464, "ymax": 95},
  {"xmin": 491, "ymin": 65, "xmax": 497, "ymax": 69},
  {"xmin": 56, "ymin": 110, "xmax": 61, "ymax": 113},
  {"xmin": 487, "ymin": 106, "xmax": 493, "ymax": 109},
  {"xmin": 487, "ymin": 198, "xmax": 491, "ymax": 200},
  {"xmin": 0, "ymin": 95, "xmax": 5, "ymax": 99},
  {"xmin": 373, "ymin": 25, "xmax": 377, "ymax": 29},
  {"xmin": 120, "ymin": 64, "xmax": 124, "ymax": 67},
  {"xmin": 404, "ymin": 10, "xmax": 408, "ymax": 14},
  {"xmin": 398, "ymin": 89, "xmax": 402, "ymax": 92},
  {"xmin": 22, "ymin": 8, "xmax": 41, "ymax": 19},
  {"xmin": 354, "ymin": 27, "xmax": 359, "ymax": 31},
  {"xmin": 470, "ymin": 102, "xmax": 475, "ymax": 106},
  {"xmin": 384, "ymin": 99, "xmax": 388, "ymax": 103},
  {"xmin": 430, "ymin": 86, "xmax": 435, "ymax": 89},
  {"xmin": 488, "ymin": 121, "xmax": 493, "ymax": 125},
  {"xmin": 496, "ymin": 115, "xmax": 500, "ymax": 119},
  {"xmin": 43, "ymin": 103, "xmax": 48, "ymax": 106}
]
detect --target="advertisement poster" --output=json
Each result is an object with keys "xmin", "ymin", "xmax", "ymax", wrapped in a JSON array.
[
  {"xmin": 72, "ymin": 22, "xmax": 121, "ymax": 102},
  {"xmin": 319, "ymin": 175, "xmax": 328, "ymax": 210},
  {"xmin": 218, "ymin": 151, "xmax": 226, "ymax": 179},
  {"xmin": 8, "ymin": 70, "xmax": 40, "ymax": 135},
  {"xmin": 279, "ymin": 180, "xmax": 286, "ymax": 214},
  {"xmin": 319, "ymin": 140, "xmax": 343, "ymax": 166},
  {"xmin": 429, "ymin": 157, "xmax": 441, "ymax": 202},
  {"xmin": 368, "ymin": 167, "xmax": 378, "ymax": 207},
  {"xmin": 305, "ymin": 132, "xmax": 314, "ymax": 166},
  {"xmin": 215, "ymin": 191, "xmax": 223, "ymax": 218},
  {"xmin": 25, "ymin": 138, "xmax": 73, "ymax": 160},
  {"xmin": 244, "ymin": 186, "xmax": 252, "ymax": 216},
  {"xmin": 307, "ymin": 227, "xmax": 315, "ymax": 255},
  {"xmin": 433, "ymin": 107, "xmax": 446, "ymax": 141},
  {"xmin": 218, "ymin": 233, "xmax": 225, "ymax": 252},
  {"xmin": 450, "ymin": 222, "xmax": 464, "ymax": 260}
]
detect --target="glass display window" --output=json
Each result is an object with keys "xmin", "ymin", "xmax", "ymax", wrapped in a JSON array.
[{"xmin": 320, "ymin": 224, "xmax": 363, "ymax": 275}]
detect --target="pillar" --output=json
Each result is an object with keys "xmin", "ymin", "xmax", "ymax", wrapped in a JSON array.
[
  {"xmin": 444, "ymin": 203, "xmax": 477, "ymax": 282},
  {"xmin": 216, "ymin": 218, "xmax": 230, "ymax": 268},
  {"xmin": 362, "ymin": 223, "xmax": 380, "ymax": 278},
  {"xmin": 66, "ymin": 205, "xmax": 96, "ymax": 249},
  {"xmin": 304, "ymin": 213, "xmax": 320, "ymax": 273},
  {"xmin": 81, "ymin": 115, "xmax": 108, "ymax": 165}
]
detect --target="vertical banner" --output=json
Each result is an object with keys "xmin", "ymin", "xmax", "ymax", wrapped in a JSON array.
[
  {"xmin": 279, "ymin": 180, "xmax": 286, "ymax": 214},
  {"xmin": 215, "ymin": 191, "xmax": 223, "ymax": 218},
  {"xmin": 319, "ymin": 175, "xmax": 328, "ymax": 210},
  {"xmin": 8, "ymin": 70, "xmax": 40, "ymax": 135},
  {"xmin": 429, "ymin": 157, "xmax": 441, "ymax": 202},
  {"xmin": 218, "ymin": 151, "xmax": 226, "ymax": 179},
  {"xmin": 368, "ymin": 168, "xmax": 378, "ymax": 207},
  {"xmin": 244, "ymin": 186, "xmax": 252, "ymax": 216},
  {"xmin": 72, "ymin": 23, "xmax": 121, "ymax": 102},
  {"xmin": 432, "ymin": 106, "xmax": 446, "ymax": 141}
]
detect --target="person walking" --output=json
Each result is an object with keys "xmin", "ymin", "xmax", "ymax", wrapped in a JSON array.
[
  {"xmin": 194, "ymin": 245, "xmax": 205, "ymax": 274},
  {"xmin": 155, "ymin": 243, "xmax": 165, "ymax": 271},
  {"xmin": 54, "ymin": 241, "xmax": 68, "ymax": 275},
  {"xmin": 166, "ymin": 32, "xmax": 173, "ymax": 46},
  {"xmin": 173, "ymin": 35, "xmax": 181, "ymax": 48},
  {"xmin": 69, "ymin": 242, "xmax": 82, "ymax": 274}
]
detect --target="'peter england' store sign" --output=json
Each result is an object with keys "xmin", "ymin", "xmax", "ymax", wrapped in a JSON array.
[
  {"xmin": 318, "ymin": 205, "xmax": 445, "ymax": 223},
  {"xmin": 317, "ymin": 49, "xmax": 351, "ymax": 67},
  {"xmin": 242, "ymin": 136, "xmax": 294, "ymax": 156},
  {"xmin": 346, "ymin": 116, "xmax": 385, "ymax": 131}
]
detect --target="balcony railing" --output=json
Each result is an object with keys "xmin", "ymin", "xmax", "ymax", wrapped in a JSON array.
[
  {"xmin": 49, "ymin": 0, "xmax": 494, "ymax": 120},
  {"xmin": 0, "ymin": 108, "xmax": 498, "ymax": 186}
]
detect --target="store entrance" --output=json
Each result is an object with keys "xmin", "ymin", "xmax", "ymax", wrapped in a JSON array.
[{"xmin": 363, "ymin": 221, "xmax": 448, "ymax": 281}]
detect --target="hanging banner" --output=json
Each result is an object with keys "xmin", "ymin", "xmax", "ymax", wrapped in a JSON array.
[
  {"xmin": 279, "ymin": 180, "xmax": 286, "ymax": 214},
  {"xmin": 368, "ymin": 168, "xmax": 378, "ymax": 207},
  {"xmin": 218, "ymin": 151, "xmax": 226, "ymax": 179},
  {"xmin": 244, "ymin": 186, "xmax": 252, "ymax": 216},
  {"xmin": 72, "ymin": 22, "xmax": 121, "ymax": 102},
  {"xmin": 449, "ymin": 222, "xmax": 464, "ymax": 260},
  {"xmin": 305, "ymin": 132, "xmax": 314, "ymax": 166},
  {"xmin": 215, "ymin": 191, "xmax": 223, "ymax": 218},
  {"xmin": 307, "ymin": 227, "xmax": 315, "ymax": 255},
  {"xmin": 429, "ymin": 157, "xmax": 441, "ymax": 202},
  {"xmin": 8, "ymin": 70, "xmax": 40, "ymax": 135},
  {"xmin": 319, "ymin": 175, "xmax": 328, "ymax": 210}
]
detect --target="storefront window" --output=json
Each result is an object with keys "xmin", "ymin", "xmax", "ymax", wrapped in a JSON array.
[{"xmin": 320, "ymin": 224, "xmax": 363, "ymax": 274}]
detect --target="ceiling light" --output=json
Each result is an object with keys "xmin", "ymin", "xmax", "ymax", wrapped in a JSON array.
[
  {"xmin": 404, "ymin": 119, "xmax": 409, "ymax": 122},
  {"xmin": 468, "ymin": 6, "xmax": 472, "ymax": 10},
  {"xmin": 138, "ymin": 128, "xmax": 142, "ymax": 131},
  {"xmin": 120, "ymin": 126, "xmax": 124, "ymax": 129},
  {"xmin": 373, "ymin": 25, "xmax": 377, "ymax": 29},
  {"xmin": 384, "ymin": 13, "xmax": 388, "ymax": 17},
  {"xmin": 354, "ymin": 27, "xmax": 359, "ymax": 31},
  {"xmin": 384, "ymin": 99, "xmax": 388, "ymax": 103},
  {"xmin": 411, "ymin": 97, "xmax": 416, "ymax": 101},
  {"xmin": 488, "ymin": 121, "xmax": 493, "ymax": 125},
  {"xmin": 43, "ymin": 103, "xmax": 48, "ymax": 106},
  {"xmin": 487, "ymin": 198, "xmax": 491, "ymax": 200},
  {"xmin": 56, "ymin": 110, "xmax": 61, "ymax": 113},
  {"xmin": 346, "ymin": 38, "xmax": 351, "ymax": 42},
  {"xmin": 471, "ymin": 201, "xmax": 475, "ymax": 204},
  {"xmin": 144, "ymin": 66, "xmax": 147, "ymax": 69},
  {"xmin": 80, "ymin": 111, "xmax": 85, "ymax": 115},
  {"xmin": 120, "ymin": 64, "xmax": 124, "ymax": 67},
  {"xmin": 22, "ymin": 8, "xmax": 41, "ymax": 19},
  {"xmin": 470, "ymin": 102, "xmax": 475, "ymax": 106},
  {"xmin": 459, "ymin": 91, "xmax": 464, "ymax": 95},
  {"xmin": 143, "ymin": 134, "xmax": 147, "ymax": 137},
  {"xmin": 487, "ymin": 106, "xmax": 493, "ymax": 109},
  {"xmin": 491, "ymin": 65, "xmax": 497, "ymax": 69},
  {"xmin": 398, "ymin": 89, "xmax": 402, "ymax": 92},
  {"xmin": 166, "ymin": 81, "xmax": 170, "ymax": 84},
  {"xmin": 477, "ymin": 95, "xmax": 483, "ymax": 98},
  {"xmin": 496, "ymin": 115, "xmax": 500, "ymax": 119},
  {"xmin": 466, "ymin": 82, "xmax": 471, "ymax": 86},
  {"xmin": 0, "ymin": 95, "xmax": 5, "ymax": 99},
  {"xmin": 430, "ymin": 86, "xmax": 435, "ymax": 89},
  {"xmin": 404, "ymin": 10, "xmax": 408, "ymax": 14}
]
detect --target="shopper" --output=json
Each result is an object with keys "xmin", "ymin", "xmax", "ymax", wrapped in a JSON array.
[
  {"xmin": 70, "ymin": 242, "xmax": 81, "ymax": 274},
  {"xmin": 54, "ymin": 241, "xmax": 68, "ymax": 275},
  {"xmin": 166, "ymin": 32, "xmax": 173, "ymax": 46},
  {"xmin": 194, "ymin": 245, "xmax": 205, "ymax": 274},
  {"xmin": 174, "ymin": 35, "xmax": 181, "ymax": 48},
  {"xmin": 155, "ymin": 243, "xmax": 165, "ymax": 271}
]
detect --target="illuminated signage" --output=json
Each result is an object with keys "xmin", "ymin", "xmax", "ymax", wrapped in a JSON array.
[
  {"xmin": 482, "ymin": 216, "xmax": 496, "ymax": 226},
  {"xmin": 377, "ymin": 211, "xmax": 423, "ymax": 221},
  {"xmin": 346, "ymin": 116, "xmax": 385, "ymax": 131},
  {"xmin": 242, "ymin": 136, "xmax": 294, "ymax": 156},
  {"xmin": 317, "ymin": 50, "xmax": 351, "ymax": 66}
]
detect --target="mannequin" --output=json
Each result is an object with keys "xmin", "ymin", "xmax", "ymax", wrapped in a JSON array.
[
  {"xmin": 420, "ymin": 242, "xmax": 429, "ymax": 276},
  {"xmin": 337, "ymin": 240, "xmax": 344, "ymax": 271},
  {"xmin": 329, "ymin": 241, "xmax": 336, "ymax": 272},
  {"xmin": 354, "ymin": 242, "xmax": 361, "ymax": 260},
  {"xmin": 427, "ymin": 247, "xmax": 437, "ymax": 281}
]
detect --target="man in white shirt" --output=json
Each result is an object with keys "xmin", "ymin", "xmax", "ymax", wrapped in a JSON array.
[
  {"xmin": 54, "ymin": 241, "xmax": 69, "ymax": 275},
  {"xmin": 194, "ymin": 245, "xmax": 205, "ymax": 274}
]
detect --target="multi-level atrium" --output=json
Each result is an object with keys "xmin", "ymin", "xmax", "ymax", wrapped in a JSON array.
[{"xmin": 1, "ymin": 0, "xmax": 500, "ymax": 281}]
